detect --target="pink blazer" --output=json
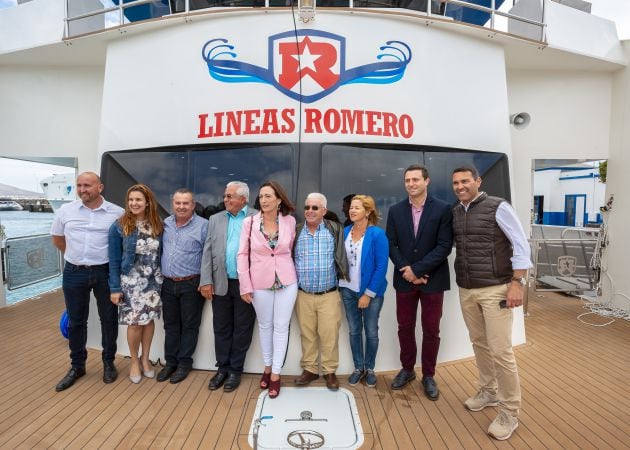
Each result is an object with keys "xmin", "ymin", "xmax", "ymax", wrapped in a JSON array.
[{"xmin": 237, "ymin": 213, "xmax": 297, "ymax": 295}]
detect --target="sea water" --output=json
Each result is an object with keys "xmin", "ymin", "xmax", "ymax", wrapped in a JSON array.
[{"xmin": 0, "ymin": 210, "xmax": 62, "ymax": 305}]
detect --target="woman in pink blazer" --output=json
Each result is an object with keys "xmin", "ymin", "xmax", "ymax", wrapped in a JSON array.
[{"xmin": 237, "ymin": 181, "xmax": 297, "ymax": 398}]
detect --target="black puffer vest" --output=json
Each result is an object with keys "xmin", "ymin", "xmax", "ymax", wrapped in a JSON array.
[{"xmin": 453, "ymin": 193, "xmax": 513, "ymax": 288}]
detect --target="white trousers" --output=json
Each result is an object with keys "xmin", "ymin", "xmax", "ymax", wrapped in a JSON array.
[{"xmin": 252, "ymin": 283, "xmax": 298, "ymax": 374}]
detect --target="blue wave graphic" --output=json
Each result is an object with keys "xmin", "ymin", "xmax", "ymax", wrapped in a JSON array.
[{"xmin": 201, "ymin": 34, "xmax": 412, "ymax": 103}]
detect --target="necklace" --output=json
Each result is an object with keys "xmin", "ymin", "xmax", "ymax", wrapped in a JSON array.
[{"xmin": 349, "ymin": 225, "xmax": 366, "ymax": 267}]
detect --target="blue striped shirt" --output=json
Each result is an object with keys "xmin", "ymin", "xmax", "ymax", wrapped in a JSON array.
[
  {"xmin": 161, "ymin": 214, "xmax": 208, "ymax": 278},
  {"xmin": 294, "ymin": 222, "xmax": 337, "ymax": 293},
  {"xmin": 225, "ymin": 206, "xmax": 248, "ymax": 279}
]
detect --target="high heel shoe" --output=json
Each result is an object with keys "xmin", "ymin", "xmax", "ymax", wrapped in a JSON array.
[
  {"xmin": 143, "ymin": 369, "xmax": 155, "ymax": 379},
  {"xmin": 260, "ymin": 371, "xmax": 271, "ymax": 390},
  {"xmin": 269, "ymin": 377, "xmax": 281, "ymax": 399}
]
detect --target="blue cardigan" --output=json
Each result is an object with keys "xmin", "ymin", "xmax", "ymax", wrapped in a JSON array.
[
  {"xmin": 108, "ymin": 221, "xmax": 162, "ymax": 293},
  {"xmin": 343, "ymin": 225, "xmax": 389, "ymax": 297}
]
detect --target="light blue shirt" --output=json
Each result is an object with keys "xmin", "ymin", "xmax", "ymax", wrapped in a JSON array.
[
  {"xmin": 225, "ymin": 205, "xmax": 248, "ymax": 279},
  {"xmin": 50, "ymin": 198, "xmax": 123, "ymax": 265},
  {"xmin": 294, "ymin": 222, "xmax": 337, "ymax": 293},
  {"xmin": 161, "ymin": 214, "xmax": 208, "ymax": 278}
]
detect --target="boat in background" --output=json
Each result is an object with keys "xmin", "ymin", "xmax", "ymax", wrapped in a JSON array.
[
  {"xmin": 39, "ymin": 173, "xmax": 75, "ymax": 212},
  {"xmin": 0, "ymin": 201, "xmax": 23, "ymax": 211}
]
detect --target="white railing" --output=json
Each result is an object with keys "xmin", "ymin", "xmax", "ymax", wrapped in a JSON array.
[{"xmin": 65, "ymin": 0, "xmax": 546, "ymax": 41}]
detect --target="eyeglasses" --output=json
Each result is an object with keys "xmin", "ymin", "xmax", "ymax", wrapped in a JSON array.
[{"xmin": 304, "ymin": 205, "xmax": 320, "ymax": 211}]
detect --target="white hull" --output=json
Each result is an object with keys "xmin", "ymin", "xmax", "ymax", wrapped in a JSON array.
[{"xmin": 46, "ymin": 199, "xmax": 72, "ymax": 212}]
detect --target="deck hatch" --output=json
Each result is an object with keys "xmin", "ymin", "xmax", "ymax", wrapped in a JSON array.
[{"xmin": 249, "ymin": 387, "xmax": 363, "ymax": 449}]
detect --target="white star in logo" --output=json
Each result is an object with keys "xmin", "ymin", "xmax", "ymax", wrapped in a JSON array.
[{"xmin": 293, "ymin": 41, "xmax": 320, "ymax": 72}]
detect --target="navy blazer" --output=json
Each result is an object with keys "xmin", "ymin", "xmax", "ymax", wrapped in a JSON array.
[{"xmin": 386, "ymin": 196, "xmax": 453, "ymax": 293}]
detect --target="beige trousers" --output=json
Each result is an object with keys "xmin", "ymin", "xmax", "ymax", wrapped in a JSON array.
[
  {"xmin": 295, "ymin": 290, "xmax": 342, "ymax": 374},
  {"xmin": 459, "ymin": 284, "xmax": 521, "ymax": 415}
]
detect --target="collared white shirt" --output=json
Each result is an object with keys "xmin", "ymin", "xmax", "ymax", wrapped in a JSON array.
[
  {"xmin": 461, "ymin": 193, "xmax": 532, "ymax": 270},
  {"xmin": 51, "ymin": 198, "xmax": 124, "ymax": 265}
]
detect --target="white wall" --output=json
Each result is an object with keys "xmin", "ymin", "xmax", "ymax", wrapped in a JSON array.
[
  {"xmin": 603, "ymin": 42, "xmax": 630, "ymax": 311},
  {"xmin": 98, "ymin": 11, "xmax": 511, "ymax": 154},
  {"xmin": 0, "ymin": 0, "xmax": 65, "ymax": 53},
  {"xmin": 507, "ymin": 69, "xmax": 613, "ymax": 232},
  {"xmin": 0, "ymin": 66, "xmax": 105, "ymax": 173},
  {"xmin": 534, "ymin": 167, "xmax": 605, "ymax": 223}
]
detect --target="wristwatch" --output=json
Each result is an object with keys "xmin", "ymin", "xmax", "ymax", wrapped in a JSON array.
[{"xmin": 511, "ymin": 277, "xmax": 526, "ymax": 286}]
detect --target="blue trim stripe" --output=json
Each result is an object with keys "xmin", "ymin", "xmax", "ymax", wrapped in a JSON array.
[{"xmin": 560, "ymin": 174, "xmax": 599, "ymax": 181}]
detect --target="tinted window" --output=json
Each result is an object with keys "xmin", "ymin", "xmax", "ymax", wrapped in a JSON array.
[
  {"xmin": 102, "ymin": 145, "xmax": 294, "ymax": 216},
  {"xmin": 321, "ymin": 145, "xmax": 508, "ymax": 228}
]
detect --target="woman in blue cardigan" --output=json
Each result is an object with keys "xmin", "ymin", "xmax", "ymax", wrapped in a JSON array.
[
  {"xmin": 108, "ymin": 184, "xmax": 163, "ymax": 384},
  {"xmin": 339, "ymin": 195, "xmax": 389, "ymax": 387}
]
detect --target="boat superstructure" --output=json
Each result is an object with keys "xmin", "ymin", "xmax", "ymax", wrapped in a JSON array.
[
  {"xmin": 39, "ymin": 173, "xmax": 76, "ymax": 212},
  {"xmin": 1, "ymin": 0, "xmax": 629, "ymax": 372}
]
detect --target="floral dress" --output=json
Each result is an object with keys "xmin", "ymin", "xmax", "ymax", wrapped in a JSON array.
[{"xmin": 119, "ymin": 222, "xmax": 163, "ymax": 325}]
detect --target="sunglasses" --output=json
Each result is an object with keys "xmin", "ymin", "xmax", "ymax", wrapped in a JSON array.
[{"xmin": 304, "ymin": 205, "xmax": 320, "ymax": 211}]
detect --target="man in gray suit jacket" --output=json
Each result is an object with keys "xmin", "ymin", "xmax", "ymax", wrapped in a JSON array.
[{"xmin": 200, "ymin": 181, "xmax": 257, "ymax": 392}]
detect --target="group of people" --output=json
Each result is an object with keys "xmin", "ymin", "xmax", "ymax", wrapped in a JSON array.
[{"xmin": 51, "ymin": 163, "xmax": 530, "ymax": 441}]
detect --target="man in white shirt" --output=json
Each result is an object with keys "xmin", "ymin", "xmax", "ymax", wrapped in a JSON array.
[
  {"xmin": 451, "ymin": 166, "xmax": 532, "ymax": 441},
  {"xmin": 51, "ymin": 172, "xmax": 124, "ymax": 392}
]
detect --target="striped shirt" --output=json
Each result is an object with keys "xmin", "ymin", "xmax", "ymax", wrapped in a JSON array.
[
  {"xmin": 294, "ymin": 222, "xmax": 337, "ymax": 293},
  {"xmin": 161, "ymin": 214, "xmax": 208, "ymax": 278}
]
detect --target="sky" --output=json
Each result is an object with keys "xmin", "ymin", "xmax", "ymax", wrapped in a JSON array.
[{"xmin": 0, "ymin": 158, "xmax": 74, "ymax": 193}]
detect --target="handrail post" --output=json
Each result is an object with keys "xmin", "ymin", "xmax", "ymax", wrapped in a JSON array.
[
  {"xmin": 490, "ymin": 0, "xmax": 495, "ymax": 29},
  {"xmin": 427, "ymin": 0, "xmax": 431, "ymax": 16},
  {"xmin": 64, "ymin": 0, "xmax": 69, "ymax": 38},
  {"xmin": 185, "ymin": 0, "xmax": 189, "ymax": 13},
  {"xmin": 119, "ymin": 0, "xmax": 123, "ymax": 26},
  {"xmin": 541, "ymin": 0, "xmax": 547, "ymax": 42}
]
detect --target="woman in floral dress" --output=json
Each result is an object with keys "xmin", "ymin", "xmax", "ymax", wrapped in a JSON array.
[{"xmin": 109, "ymin": 184, "xmax": 164, "ymax": 383}]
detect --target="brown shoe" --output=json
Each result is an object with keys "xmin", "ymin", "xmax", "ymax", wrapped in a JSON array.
[
  {"xmin": 324, "ymin": 373, "xmax": 339, "ymax": 390},
  {"xmin": 295, "ymin": 370, "xmax": 319, "ymax": 386}
]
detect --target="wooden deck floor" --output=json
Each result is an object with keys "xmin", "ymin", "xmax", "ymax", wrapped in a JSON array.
[{"xmin": 0, "ymin": 290, "xmax": 628, "ymax": 449}]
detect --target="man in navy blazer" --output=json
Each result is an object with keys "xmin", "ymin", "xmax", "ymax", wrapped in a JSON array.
[{"xmin": 386, "ymin": 164, "xmax": 453, "ymax": 400}]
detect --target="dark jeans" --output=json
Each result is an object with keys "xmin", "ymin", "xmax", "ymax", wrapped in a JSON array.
[
  {"xmin": 212, "ymin": 279, "xmax": 256, "ymax": 374},
  {"xmin": 396, "ymin": 289, "xmax": 444, "ymax": 376},
  {"xmin": 340, "ymin": 287, "xmax": 384, "ymax": 371},
  {"xmin": 161, "ymin": 276, "xmax": 205, "ymax": 369},
  {"xmin": 62, "ymin": 262, "xmax": 118, "ymax": 368}
]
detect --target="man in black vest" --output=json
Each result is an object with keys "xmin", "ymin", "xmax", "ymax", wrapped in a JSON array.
[{"xmin": 451, "ymin": 166, "xmax": 532, "ymax": 441}]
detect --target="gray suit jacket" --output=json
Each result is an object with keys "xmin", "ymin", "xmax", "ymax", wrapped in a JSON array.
[{"xmin": 199, "ymin": 207, "xmax": 257, "ymax": 296}]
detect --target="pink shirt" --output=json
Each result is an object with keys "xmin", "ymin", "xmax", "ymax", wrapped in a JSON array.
[{"xmin": 409, "ymin": 198, "xmax": 425, "ymax": 237}]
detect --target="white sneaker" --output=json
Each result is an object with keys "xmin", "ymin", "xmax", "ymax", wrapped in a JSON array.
[
  {"xmin": 488, "ymin": 410, "xmax": 519, "ymax": 440},
  {"xmin": 464, "ymin": 389, "xmax": 499, "ymax": 411}
]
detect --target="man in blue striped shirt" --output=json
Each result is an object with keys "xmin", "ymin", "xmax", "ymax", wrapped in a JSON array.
[
  {"xmin": 158, "ymin": 188, "xmax": 208, "ymax": 384},
  {"xmin": 293, "ymin": 193, "xmax": 349, "ymax": 390}
]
